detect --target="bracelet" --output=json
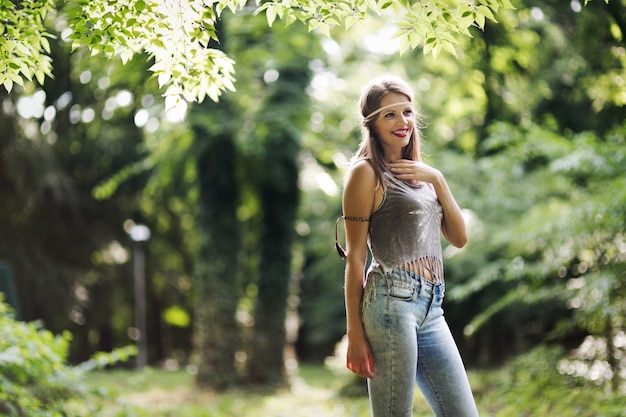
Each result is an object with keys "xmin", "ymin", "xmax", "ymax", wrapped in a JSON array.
[
  {"xmin": 343, "ymin": 215, "xmax": 370, "ymax": 222},
  {"xmin": 335, "ymin": 215, "xmax": 370, "ymax": 260}
]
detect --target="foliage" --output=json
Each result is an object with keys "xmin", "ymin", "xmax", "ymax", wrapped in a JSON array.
[
  {"xmin": 65, "ymin": 0, "xmax": 236, "ymax": 105},
  {"xmin": 454, "ymin": 0, "xmax": 626, "ymax": 367},
  {"xmin": 0, "ymin": 301, "xmax": 75, "ymax": 416},
  {"xmin": 0, "ymin": 300, "xmax": 136, "ymax": 417},
  {"xmin": 0, "ymin": 28, "xmax": 159, "ymax": 360},
  {"xmin": 452, "ymin": 123, "xmax": 625, "ymax": 312},
  {"xmin": 0, "ymin": 0, "xmax": 55, "ymax": 92},
  {"xmin": 0, "ymin": 0, "xmax": 624, "ymax": 393},
  {"xmin": 258, "ymin": 0, "xmax": 514, "ymax": 56},
  {"xmin": 391, "ymin": 0, "xmax": 513, "ymax": 56},
  {"xmin": 474, "ymin": 345, "xmax": 625, "ymax": 416},
  {"xmin": 1, "ymin": 0, "xmax": 517, "ymax": 103},
  {"xmin": 447, "ymin": 121, "xmax": 626, "ymax": 385}
]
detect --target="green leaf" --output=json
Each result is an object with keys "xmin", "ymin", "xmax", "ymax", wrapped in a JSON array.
[
  {"xmin": 344, "ymin": 15, "xmax": 359, "ymax": 29},
  {"xmin": 34, "ymin": 70, "xmax": 45, "ymax": 85},
  {"xmin": 477, "ymin": 5, "xmax": 497, "ymax": 23},
  {"xmin": 318, "ymin": 22, "xmax": 331, "ymax": 37},
  {"xmin": 423, "ymin": 38, "xmax": 434, "ymax": 55},
  {"xmin": 442, "ymin": 40, "xmax": 458, "ymax": 57},
  {"xmin": 475, "ymin": 13, "xmax": 486, "ymax": 30},
  {"xmin": 157, "ymin": 71, "xmax": 171, "ymax": 88},
  {"xmin": 7, "ymin": 71, "xmax": 24, "ymax": 86},
  {"xmin": 15, "ymin": 41, "xmax": 33, "ymax": 57},
  {"xmin": 40, "ymin": 36, "xmax": 51, "ymax": 53},
  {"xmin": 266, "ymin": 5, "xmax": 278, "ymax": 27},
  {"xmin": 499, "ymin": 0, "xmax": 516, "ymax": 9}
]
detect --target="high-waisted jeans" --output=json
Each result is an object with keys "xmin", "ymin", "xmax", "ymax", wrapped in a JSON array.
[{"xmin": 362, "ymin": 270, "xmax": 479, "ymax": 417}]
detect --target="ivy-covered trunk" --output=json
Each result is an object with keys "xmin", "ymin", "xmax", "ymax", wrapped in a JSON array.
[
  {"xmin": 247, "ymin": 68, "xmax": 309, "ymax": 385},
  {"xmin": 192, "ymin": 99, "xmax": 241, "ymax": 390},
  {"xmin": 247, "ymin": 136, "xmax": 299, "ymax": 385}
]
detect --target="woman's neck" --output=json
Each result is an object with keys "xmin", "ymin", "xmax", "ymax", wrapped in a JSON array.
[{"xmin": 384, "ymin": 152, "xmax": 403, "ymax": 164}]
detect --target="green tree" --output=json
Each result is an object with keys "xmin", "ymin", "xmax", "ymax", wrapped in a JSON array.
[
  {"xmin": 191, "ymin": 96, "xmax": 243, "ymax": 389},
  {"xmin": 187, "ymin": 10, "xmax": 320, "ymax": 387},
  {"xmin": 0, "ymin": 5, "xmax": 201, "ymax": 366},
  {"xmin": 0, "ymin": 0, "xmax": 54, "ymax": 91},
  {"xmin": 0, "ymin": 35, "xmax": 149, "ymax": 361},
  {"xmin": 3, "ymin": 0, "xmax": 515, "ymax": 101},
  {"xmin": 442, "ymin": 0, "xmax": 626, "ymax": 391},
  {"xmin": 246, "ymin": 68, "xmax": 312, "ymax": 386}
]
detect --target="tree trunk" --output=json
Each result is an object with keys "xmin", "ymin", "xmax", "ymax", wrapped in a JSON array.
[
  {"xmin": 192, "ymin": 99, "xmax": 242, "ymax": 390},
  {"xmin": 247, "ymin": 141, "xmax": 299, "ymax": 385},
  {"xmin": 247, "ymin": 68, "xmax": 309, "ymax": 385}
]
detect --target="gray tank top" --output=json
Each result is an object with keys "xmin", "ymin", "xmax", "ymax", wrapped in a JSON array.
[{"xmin": 367, "ymin": 171, "xmax": 444, "ymax": 284}]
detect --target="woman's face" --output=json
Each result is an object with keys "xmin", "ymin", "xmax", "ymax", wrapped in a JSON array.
[{"xmin": 372, "ymin": 92, "xmax": 414, "ymax": 159}]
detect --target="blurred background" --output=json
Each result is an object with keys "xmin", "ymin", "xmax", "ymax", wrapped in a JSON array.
[{"xmin": 1, "ymin": 0, "xmax": 625, "ymax": 414}]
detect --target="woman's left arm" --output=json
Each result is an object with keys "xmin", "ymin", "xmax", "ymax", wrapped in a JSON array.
[
  {"xmin": 388, "ymin": 160, "xmax": 467, "ymax": 248},
  {"xmin": 431, "ymin": 172, "xmax": 467, "ymax": 248}
]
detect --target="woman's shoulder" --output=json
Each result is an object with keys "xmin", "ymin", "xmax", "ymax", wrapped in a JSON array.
[
  {"xmin": 351, "ymin": 158, "xmax": 377, "ymax": 175},
  {"xmin": 346, "ymin": 159, "xmax": 377, "ymax": 184}
]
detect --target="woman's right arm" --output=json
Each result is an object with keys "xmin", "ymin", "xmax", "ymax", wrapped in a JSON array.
[{"xmin": 342, "ymin": 160, "xmax": 377, "ymax": 378}]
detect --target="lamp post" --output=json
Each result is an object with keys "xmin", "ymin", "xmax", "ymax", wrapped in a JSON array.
[{"xmin": 128, "ymin": 223, "xmax": 150, "ymax": 368}]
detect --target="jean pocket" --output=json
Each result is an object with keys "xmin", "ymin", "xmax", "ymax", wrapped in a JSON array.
[{"xmin": 386, "ymin": 283, "xmax": 417, "ymax": 300}]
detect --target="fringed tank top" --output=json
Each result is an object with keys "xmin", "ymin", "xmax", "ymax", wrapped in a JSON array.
[{"xmin": 367, "ymin": 171, "xmax": 444, "ymax": 284}]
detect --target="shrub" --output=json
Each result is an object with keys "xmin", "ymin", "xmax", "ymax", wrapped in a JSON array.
[
  {"xmin": 476, "ymin": 345, "xmax": 625, "ymax": 417},
  {"xmin": 0, "ymin": 299, "xmax": 135, "ymax": 416}
]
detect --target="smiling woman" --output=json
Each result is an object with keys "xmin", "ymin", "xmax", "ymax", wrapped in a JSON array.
[
  {"xmin": 339, "ymin": 75, "xmax": 477, "ymax": 417},
  {"xmin": 366, "ymin": 94, "xmax": 415, "ymax": 160}
]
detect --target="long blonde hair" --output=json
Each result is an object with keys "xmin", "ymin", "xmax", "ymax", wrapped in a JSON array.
[{"xmin": 352, "ymin": 75, "xmax": 422, "ymax": 189}]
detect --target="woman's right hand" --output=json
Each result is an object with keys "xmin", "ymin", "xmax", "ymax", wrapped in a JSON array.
[
  {"xmin": 346, "ymin": 332, "xmax": 376, "ymax": 378},
  {"xmin": 342, "ymin": 159, "xmax": 377, "ymax": 380}
]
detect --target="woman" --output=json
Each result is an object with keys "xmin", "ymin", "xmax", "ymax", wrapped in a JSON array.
[{"xmin": 336, "ymin": 75, "xmax": 479, "ymax": 417}]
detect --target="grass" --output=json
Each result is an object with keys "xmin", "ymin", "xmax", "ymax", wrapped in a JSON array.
[
  {"xmin": 70, "ymin": 364, "xmax": 373, "ymax": 417},
  {"xmin": 70, "ymin": 364, "xmax": 443, "ymax": 417},
  {"xmin": 66, "ymin": 352, "xmax": 624, "ymax": 417}
]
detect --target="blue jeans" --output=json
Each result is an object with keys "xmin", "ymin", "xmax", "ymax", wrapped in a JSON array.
[{"xmin": 362, "ymin": 269, "xmax": 479, "ymax": 417}]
